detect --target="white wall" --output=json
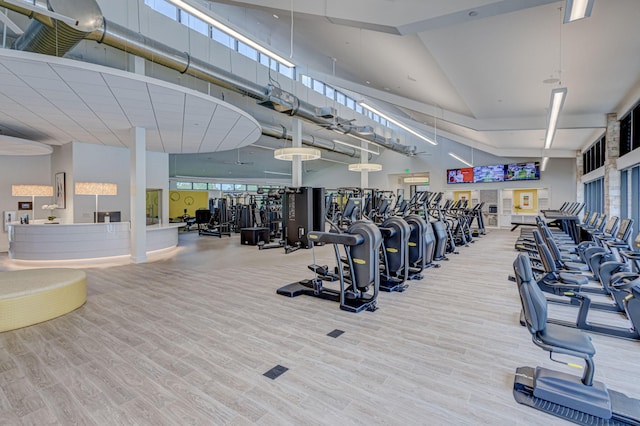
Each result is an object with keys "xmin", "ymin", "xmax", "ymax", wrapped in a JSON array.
[
  {"xmin": 72, "ymin": 142, "xmax": 170, "ymax": 224},
  {"xmin": 0, "ymin": 155, "xmax": 52, "ymax": 252},
  {"xmin": 73, "ymin": 142, "xmax": 131, "ymax": 223}
]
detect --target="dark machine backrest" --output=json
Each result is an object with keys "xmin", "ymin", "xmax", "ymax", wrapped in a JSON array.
[
  {"xmin": 541, "ymin": 228, "xmax": 564, "ymax": 266},
  {"xmin": 533, "ymin": 231, "xmax": 557, "ymax": 273},
  {"xmin": 514, "ymin": 253, "xmax": 548, "ymax": 334},
  {"xmin": 423, "ymin": 220, "xmax": 435, "ymax": 264},
  {"xmin": 604, "ymin": 216, "xmax": 619, "ymax": 236},
  {"xmin": 405, "ymin": 214, "xmax": 427, "ymax": 266},
  {"xmin": 380, "ymin": 216, "xmax": 411, "ymax": 274},
  {"xmin": 347, "ymin": 221, "xmax": 382, "ymax": 290},
  {"xmin": 195, "ymin": 209, "xmax": 212, "ymax": 224}
]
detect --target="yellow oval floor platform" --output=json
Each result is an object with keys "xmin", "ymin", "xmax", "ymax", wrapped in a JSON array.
[{"xmin": 0, "ymin": 268, "xmax": 87, "ymax": 332}]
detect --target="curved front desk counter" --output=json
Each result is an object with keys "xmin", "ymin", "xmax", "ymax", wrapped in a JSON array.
[{"xmin": 8, "ymin": 223, "xmax": 180, "ymax": 261}]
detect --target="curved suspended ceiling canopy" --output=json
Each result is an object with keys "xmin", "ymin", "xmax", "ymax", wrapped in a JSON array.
[{"xmin": 0, "ymin": 49, "xmax": 261, "ymax": 154}]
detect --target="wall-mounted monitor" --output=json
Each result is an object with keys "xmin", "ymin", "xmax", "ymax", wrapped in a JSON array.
[
  {"xmin": 447, "ymin": 167, "xmax": 474, "ymax": 184},
  {"xmin": 473, "ymin": 165, "xmax": 505, "ymax": 183},
  {"xmin": 505, "ymin": 162, "xmax": 540, "ymax": 181}
]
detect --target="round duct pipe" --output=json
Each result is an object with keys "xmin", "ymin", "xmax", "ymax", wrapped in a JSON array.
[
  {"xmin": 4, "ymin": 0, "xmax": 415, "ymax": 157},
  {"xmin": 11, "ymin": 0, "xmax": 103, "ymax": 56},
  {"xmin": 260, "ymin": 123, "xmax": 362, "ymax": 158}
]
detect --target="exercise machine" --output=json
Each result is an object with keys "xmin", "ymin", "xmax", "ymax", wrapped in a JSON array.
[
  {"xmin": 512, "ymin": 253, "xmax": 640, "ymax": 424},
  {"xmin": 378, "ymin": 216, "xmax": 411, "ymax": 292},
  {"xmin": 276, "ymin": 221, "xmax": 382, "ymax": 312}
]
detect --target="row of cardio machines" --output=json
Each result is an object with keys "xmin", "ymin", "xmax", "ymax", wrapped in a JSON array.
[
  {"xmin": 277, "ymin": 191, "xmax": 477, "ymax": 312},
  {"xmin": 511, "ymin": 210, "xmax": 640, "ymax": 424}
]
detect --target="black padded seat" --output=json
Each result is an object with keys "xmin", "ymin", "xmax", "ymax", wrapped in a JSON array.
[
  {"xmin": 564, "ymin": 261, "xmax": 589, "ymax": 272},
  {"xmin": 538, "ymin": 323, "xmax": 595, "ymax": 356},
  {"xmin": 558, "ymin": 272, "xmax": 589, "ymax": 285}
]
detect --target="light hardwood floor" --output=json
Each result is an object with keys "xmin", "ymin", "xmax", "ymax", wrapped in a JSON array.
[{"xmin": 1, "ymin": 228, "xmax": 639, "ymax": 425}]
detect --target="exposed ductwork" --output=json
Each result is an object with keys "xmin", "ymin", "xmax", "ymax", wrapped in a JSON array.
[
  {"xmin": 260, "ymin": 123, "xmax": 368, "ymax": 159},
  {"xmin": 1, "ymin": 0, "xmax": 415, "ymax": 156}
]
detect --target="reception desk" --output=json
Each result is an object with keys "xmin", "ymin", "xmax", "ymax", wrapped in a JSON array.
[{"xmin": 8, "ymin": 222, "xmax": 181, "ymax": 261}]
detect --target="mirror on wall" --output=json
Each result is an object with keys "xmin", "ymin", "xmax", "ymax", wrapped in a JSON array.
[{"xmin": 146, "ymin": 189, "xmax": 162, "ymax": 226}]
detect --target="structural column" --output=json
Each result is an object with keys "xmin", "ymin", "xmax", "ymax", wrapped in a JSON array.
[
  {"xmin": 360, "ymin": 141, "xmax": 369, "ymax": 189},
  {"xmin": 575, "ymin": 151, "xmax": 584, "ymax": 204},
  {"xmin": 604, "ymin": 113, "xmax": 620, "ymax": 217},
  {"xmin": 292, "ymin": 118, "xmax": 302, "ymax": 187},
  {"xmin": 130, "ymin": 126, "xmax": 147, "ymax": 264}
]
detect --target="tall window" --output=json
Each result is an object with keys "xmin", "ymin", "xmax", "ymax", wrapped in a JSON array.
[
  {"xmin": 145, "ymin": 0, "xmax": 178, "ymax": 20},
  {"xmin": 583, "ymin": 178, "xmax": 604, "ymax": 213},
  {"xmin": 629, "ymin": 167, "xmax": 640, "ymax": 233},
  {"xmin": 583, "ymin": 135, "xmax": 605, "ymax": 174}
]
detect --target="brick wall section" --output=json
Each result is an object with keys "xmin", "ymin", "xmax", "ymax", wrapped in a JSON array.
[{"xmin": 604, "ymin": 113, "xmax": 620, "ymax": 217}]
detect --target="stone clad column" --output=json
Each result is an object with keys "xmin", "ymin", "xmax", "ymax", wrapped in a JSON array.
[{"xmin": 604, "ymin": 113, "xmax": 620, "ymax": 217}]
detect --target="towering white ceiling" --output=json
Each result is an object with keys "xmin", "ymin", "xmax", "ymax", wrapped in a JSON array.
[{"xmin": 207, "ymin": 0, "xmax": 640, "ymax": 155}]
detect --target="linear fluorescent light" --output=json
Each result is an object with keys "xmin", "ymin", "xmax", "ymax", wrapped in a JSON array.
[
  {"xmin": 564, "ymin": 0, "xmax": 595, "ymax": 23},
  {"xmin": 544, "ymin": 87, "xmax": 567, "ymax": 150},
  {"xmin": 332, "ymin": 139, "xmax": 380, "ymax": 155},
  {"xmin": 166, "ymin": 0, "xmax": 295, "ymax": 68},
  {"xmin": 541, "ymin": 157, "xmax": 550, "ymax": 171},
  {"xmin": 404, "ymin": 177, "xmax": 430, "ymax": 184},
  {"xmin": 359, "ymin": 102, "xmax": 437, "ymax": 146},
  {"xmin": 448, "ymin": 152, "xmax": 473, "ymax": 167},
  {"xmin": 263, "ymin": 171, "xmax": 292, "ymax": 176}
]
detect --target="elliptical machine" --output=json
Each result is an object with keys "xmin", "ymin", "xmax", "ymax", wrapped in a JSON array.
[
  {"xmin": 276, "ymin": 221, "xmax": 383, "ymax": 312},
  {"xmin": 378, "ymin": 216, "xmax": 411, "ymax": 292},
  {"xmin": 404, "ymin": 214, "xmax": 432, "ymax": 280}
]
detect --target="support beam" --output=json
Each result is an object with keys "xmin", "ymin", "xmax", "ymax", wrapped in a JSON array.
[
  {"xmin": 130, "ymin": 127, "xmax": 147, "ymax": 264},
  {"xmin": 575, "ymin": 151, "xmax": 584, "ymax": 204},
  {"xmin": 360, "ymin": 141, "xmax": 369, "ymax": 189},
  {"xmin": 292, "ymin": 119, "xmax": 302, "ymax": 187},
  {"xmin": 604, "ymin": 113, "xmax": 620, "ymax": 218}
]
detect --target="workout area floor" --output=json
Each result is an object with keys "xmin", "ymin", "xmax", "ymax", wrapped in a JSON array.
[{"xmin": 0, "ymin": 229, "xmax": 638, "ymax": 425}]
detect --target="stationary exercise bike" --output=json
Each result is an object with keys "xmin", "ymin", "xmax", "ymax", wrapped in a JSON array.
[{"xmin": 512, "ymin": 253, "xmax": 640, "ymax": 424}]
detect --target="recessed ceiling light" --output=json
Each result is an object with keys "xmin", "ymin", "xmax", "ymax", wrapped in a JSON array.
[
  {"xmin": 365, "ymin": 81, "xmax": 370, "ymax": 84},
  {"xmin": 273, "ymin": 14, "xmax": 279, "ymax": 19},
  {"xmin": 468, "ymin": 11, "xmax": 478, "ymax": 17},
  {"xmin": 543, "ymin": 78, "xmax": 560, "ymax": 84}
]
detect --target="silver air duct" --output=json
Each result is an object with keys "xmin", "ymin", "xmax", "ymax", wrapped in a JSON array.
[
  {"xmin": 1, "ymin": 0, "xmax": 414, "ymax": 156},
  {"xmin": 10, "ymin": 0, "xmax": 102, "ymax": 56},
  {"xmin": 260, "ymin": 123, "xmax": 365, "ymax": 159}
]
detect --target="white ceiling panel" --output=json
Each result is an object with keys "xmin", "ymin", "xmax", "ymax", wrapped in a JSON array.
[{"xmin": 0, "ymin": 50, "xmax": 260, "ymax": 153}]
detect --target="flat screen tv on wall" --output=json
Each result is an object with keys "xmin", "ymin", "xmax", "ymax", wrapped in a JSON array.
[
  {"xmin": 447, "ymin": 167, "xmax": 474, "ymax": 184},
  {"xmin": 505, "ymin": 162, "xmax": 540, "ymax": 181},
  {"xmin": 473, "ymin": 164, "xmax": 505, "ymax": 183}
]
